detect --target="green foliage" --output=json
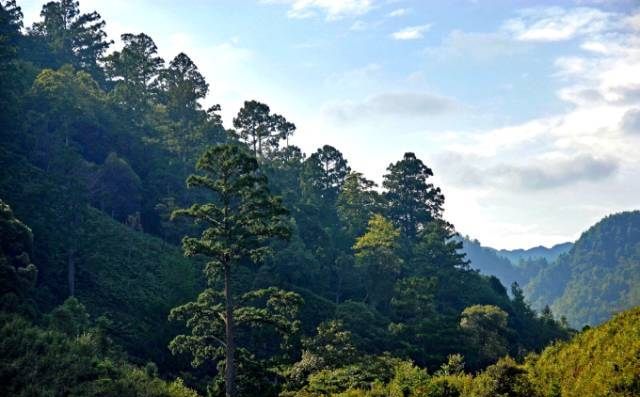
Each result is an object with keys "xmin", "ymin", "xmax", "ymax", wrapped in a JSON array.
[
  {"xmin": 28, "ymin": 0, "xmax": 112, "ymax": 81},
  {"xmin": 0, "ymin": 148, "xmax": 202, "ymax": 369},
  {"xmin": 232, "ymin": 100, "xmax": 295, "ymax": 158},
  {"xmin": 336, "ymin": 171, "xmax": 380, "ymax": 240},
  {"xmin": 382, "ymin": 152, "xmax": 444, "ymax": 240},
  {"xmin": 104, "ymin": 32, "xmax": 164, "ymax": 121},
  {"xmin": 174, "ymin": 145, "xmax": 290, "ymax": 264},
  {"xmin": 0, "ymin": 311, "xmax": 199, "ymax": 397},
  {"xmin": 305, "ymin": 306, "xmax": 640, "ymax": 397},
  {"xmin": 0, "ymin": 2, "xmax": 603, "ymax": 395},
  {"xmin": 159, "ymin": 52, "xmax": 208, "ymax": 123},
  {"xmin": 460, "ymin": 305, "xmax": 510, "ymax": 367},
  {"xmin": 353, "ymin": 215, "xmax": 402, "ymax": 310},
  {"xmin": 528, "ymin": 306, "xmax": 640, "ymax": 397},
  {"xmin": 0, "ymin": 0, "xmax": 24, "ymax": 132},
  {"xmin": 169, "ymin": 287, "xmax": 303, "ymax": 366},
  {"xmin": 90, "ymin": 152, "xmax": 143, "ymax": 221},
  {"xmin": 289, "ymin": 354, "xmax": 404, "ymax": 397},
  {"xmin": 302, "ymin": 145, "xmax": 351, "ymax": 206},
  {"xmin": 469, "ymin": 357, "xmax": 537, "ymax": 397},
  {"xmin": 526, "ymin": 211, "xmax": 640, "ymax": 327},
  {"xmin": 170, "ymin": 144, "xmax": 297, "ymax": 396},
  {"xmin": 0, "ymin": 199, "xmax": 37, "ymax": 314}
]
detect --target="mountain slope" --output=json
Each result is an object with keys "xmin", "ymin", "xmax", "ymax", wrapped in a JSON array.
[
  {"xmin": 0, "ymin": 148, "xmax": 203, "ymax": 368},
  {"xmin": 497, "ymin": 242, "xmax": 572, "ymax": 264},
  {"xmin": 526, "ymin": 211, "xmax": 640, "ymax": 327},
  {"xmin": 459, "ymin": 237, "xmax": 566, "ymax": 290},
  {"xmin": 459, "ymin": 237, "xmax": 526, "ymax": 288},
  {"xmin": 529, "ymin": 305, "xmax": 640, "ymax": 397}
]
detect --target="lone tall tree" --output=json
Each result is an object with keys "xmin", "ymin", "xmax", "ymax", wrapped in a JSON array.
[{"xmin": 171, "ymin": 144, "xmax": 291, "ymax": 397}]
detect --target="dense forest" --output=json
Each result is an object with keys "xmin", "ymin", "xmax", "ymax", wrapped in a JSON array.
[
  {"xmin": 525, "ymin": 211, "xmax": 640, "ymax": 327},
  {"xmin": 462, "ymin": 212, "xmax": 640, "ymax": 328},
  {"xmin": 0, "ymin": 1, "xmax": 638, "ymax": 396}
]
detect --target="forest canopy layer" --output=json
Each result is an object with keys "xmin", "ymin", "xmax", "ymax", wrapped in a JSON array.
[{"xmin": 0, "ymin": 1, "xmax": 637, "ymax": 397}]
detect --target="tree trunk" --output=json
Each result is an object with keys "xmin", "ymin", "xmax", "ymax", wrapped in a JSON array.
[{"xmin": 223, "ymin": 261, "xmax": 237, "ymax": 397}]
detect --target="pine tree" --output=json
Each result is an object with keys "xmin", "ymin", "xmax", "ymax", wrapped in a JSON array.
[
  {"xmin": 383, "ymin": 152, "xmax": 444, "ymax": 240},
  {"xmin": 105, "ymin": 32, "xmax": 164, "ymax": 120},
  {"xmin": 169, "ymin": 144, "xmax": 294, "ymax": 397},
  {"xmin": 29, "ymin": 0, "xmax": 112, "ymax": 81},
  {"xmin": 302, "ymin": 145, "xmax": 350, "ymax": 206}
]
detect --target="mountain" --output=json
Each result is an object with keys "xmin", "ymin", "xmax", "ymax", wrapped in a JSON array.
[
  {"xmin": 458, "ymin": 237, "xmax": 567, "ymax": 290},
  {"xmin": 529, "ymin": 305, "xmax": 640, "ymax": 397},
  {"xmin": 0, "ymin": 148, "xmax": 203, "ymax": 369},
  {"xmin": 459, "ymin": 237, "xmax": 528, "ymax": 288},
  {"xmin": 526, "ymin": 211, "xmax": 640, "ymax": 327},
  {"xmin": 497, "ymin": 242, "xmax": 573, "ymax": 264}
]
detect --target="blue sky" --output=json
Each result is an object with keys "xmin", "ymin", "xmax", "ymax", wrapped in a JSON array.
[{"xmin": 19, "ymin": 0, "xmax": 640, "ymax": 249}]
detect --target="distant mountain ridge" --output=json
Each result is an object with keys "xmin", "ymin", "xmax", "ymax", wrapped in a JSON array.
[
  {"xmin": 497, "ymin": 242, "xmax": 573, "ymax": 264},
  {"xmin": 526, "ymin": 211, "xmax": 640, "ymax": 327},
  {"xmin": 460, "ymin": 211, "xmax": 640, "ymax": 328},
  {"xmin": 458, "ymin": 237, "xmax": 572, "ymax": 291}
]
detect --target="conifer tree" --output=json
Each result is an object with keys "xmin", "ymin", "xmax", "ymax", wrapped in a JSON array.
[
  {"xmin": 383, "ymin": 152, "xmax": 444, "ymax": 240},
  {"xmin": 105, "ymin": 32, "xmax": 164, "ymax": 119},
  {"xmin": 29, "ymin": 0, "xmax": 112, "ymax": 81},
  {"xmin": 169, "ymin": 144, "xmax": 295, "ymax": 397}
]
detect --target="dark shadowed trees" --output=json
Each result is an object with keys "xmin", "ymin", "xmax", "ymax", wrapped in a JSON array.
[
  {"xmin": 233, "ymin": 100, "xmax": 296, "ymax": 158},
  {"xmin": 302, "ymin": 145, "xmax": 350, "ymax": 206},
  {"xmin": 105, "ymin": 32, "xmax": 164, "ymax": 120},
  {"xmin": 29, "ymin": 0, "xmax": 112, "ymax": 81},
  {"xmin": 383, "ymin": 152, "xmax": 444, "ymax": 240}
]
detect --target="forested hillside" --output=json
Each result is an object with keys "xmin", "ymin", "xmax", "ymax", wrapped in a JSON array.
[
  {"xmin": 0, "ymin": 1, "xmax": 636, "ymax": 396},
  {"xmin": 498, "ymin": 243, "xmax": 572, "ymax": 264},
  {"xmin": 526, "ymin": 211, "xmax": 640, "ymax": 327},
  {"xmin": 459, "ymin": 237, "xmax": 572, "ymax": 290},
  {"xmin": 296, "ymin": 305, "xmax": 640, "ymax": 397},
  {"xmin": 462, "ymin": 213, "xmax": 640, "ymax": 329}
]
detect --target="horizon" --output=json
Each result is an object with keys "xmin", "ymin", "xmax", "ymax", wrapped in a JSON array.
[{"xmin": 18, "ymin": 0, "xmax": 640, "ymax": 249}]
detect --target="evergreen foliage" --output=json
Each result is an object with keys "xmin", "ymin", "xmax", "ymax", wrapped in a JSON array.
[
  {"xmin": 526, "ymin": 211, "xmax": 640, "ymax": 327},
  {"xmin": 0, "ymin": 1, "xmax": 633, "ymax": 396}
]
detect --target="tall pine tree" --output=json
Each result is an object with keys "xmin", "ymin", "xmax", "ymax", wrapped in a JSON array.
[{"xmin": 169, "ymin": 144, "xmax": 295, "ymax": 397}]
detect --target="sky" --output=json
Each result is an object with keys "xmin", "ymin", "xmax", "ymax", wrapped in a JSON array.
[{"xmin": 18, "ymin": 0, "xmax": 640, "ymax": 249}]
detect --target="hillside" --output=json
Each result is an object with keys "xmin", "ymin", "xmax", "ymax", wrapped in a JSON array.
[
  {"xmin": 459, "ymin": 237, "xmax": 565, "ymax": 289},
  {"xmin": 498, "ymin": 242, "xmax": 572, "ymax": 264},
  {"xmin": 526, "ymin": 211, "xmax": 640, "ymax": 327},
  {"xmin": 0, "ymin": 0, "xmax": 613, "ymax": 395},
  {"xmin": 0, "ymin": 148, "xmax": 203, "ymax": 369},
  {"xmin": 528, "ymin": 306, "xmax": 640, "ymax": 397},
  {"xmin": 309, "ymin": 305, "xmax": 640, "ymax": 397}
]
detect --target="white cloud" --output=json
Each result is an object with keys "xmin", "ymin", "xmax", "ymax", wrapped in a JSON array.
[
  {"xmin": 423, "ymin": 30, "xmax": 526, "ymax": 62},
  {"xmin": 391, "ymin": 24, "xmax": 431, "ymax": 40},
  {"xmin": 620, "ymin": 108, "xmax": 640, "ymax": 134},
  {"xmin": 265, "ymin": 0, "xmax": 374, "ymax": 20},
  {"xmin": 427, "ymin": 7, "xmax": 640, "ymax": 248},
  {"xmin": 625, "ymin": 11, "xmax": 640, "ymax": 31},
  {"xmin": 323, "ymin": 91, "xmax": 458, "ymax": 123},
  {"xmin": 437, "ymin": 152, "xmax": 618, "ymax": 191},
  {"xmin": 388, "ymin": 8, "xmax": 409, "ymax": 17},
  {"xmin": 503, "ymin": 6, "xmax": 613, "ymax": 42}
]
